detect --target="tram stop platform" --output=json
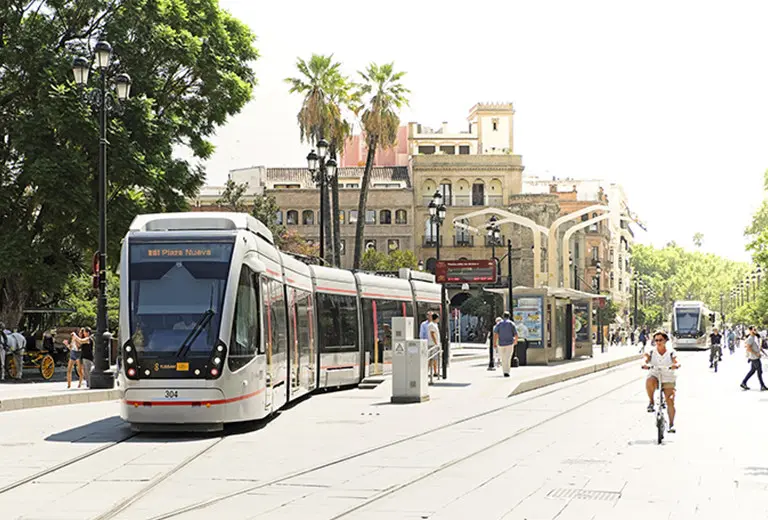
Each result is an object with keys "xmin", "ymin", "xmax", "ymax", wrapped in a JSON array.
[{"xmin": 0, "ymin": 345, "xmax": 641, "ymax": 414}]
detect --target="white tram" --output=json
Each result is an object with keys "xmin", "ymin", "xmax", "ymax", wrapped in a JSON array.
[
  {"xmin": 670, "ymin": 300, "xmax": 715, "ymax": 350},
  {"xmin": 118, "ymin": 213, "xmax": 443, "ymax": 430}
]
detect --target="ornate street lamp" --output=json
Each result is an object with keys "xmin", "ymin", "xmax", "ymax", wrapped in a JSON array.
[
  {"xmin": 596, "ymin": 261, "xmax": 604, "ymax": 352},
  {"xmin": 485, "ymin": 215, "xmax": 501, "ymax": 371},
  {"xmin": 428, "ymin": 190, "xmax": 447, "ymax": 378},
  {"xmin": 71, "ymin": 41, "xmax": 131, "ymax": 390}
]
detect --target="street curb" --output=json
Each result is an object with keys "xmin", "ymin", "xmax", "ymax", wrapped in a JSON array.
[
  {"xmin": 0, "ymin": 388, "xmax": 122, "ymax": 413},
  {"xmin": 508, "ymin": 353, "xmax": 644, "ymax": 397}
]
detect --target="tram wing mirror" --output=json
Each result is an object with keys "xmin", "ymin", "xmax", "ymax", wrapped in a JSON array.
[{"xmin": 244, "ymin": 255, "xmax": 267, "ymax": 274}]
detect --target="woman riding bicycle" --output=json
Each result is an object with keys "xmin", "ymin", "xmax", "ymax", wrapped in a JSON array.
[{"xmin": 643, "ymin": 330, "xmax": 681, "ymax": 433}]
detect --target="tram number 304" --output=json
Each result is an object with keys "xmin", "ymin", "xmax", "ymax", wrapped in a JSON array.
[{"xmin": 164, "ymin": 390, "xmax": 179, "ymax": 399}]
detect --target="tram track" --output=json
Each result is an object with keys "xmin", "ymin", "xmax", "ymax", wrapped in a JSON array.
[
  {"xmin": 0, "ymin": 432, "xmax": 139, "ymax": 496},
  {"xmin": 143, "ymin": 361, "xmax": 643, "ymax": 520},
  {"xmin": 93, "ymin": 436, "xmax": 225, "ymax": 520}
]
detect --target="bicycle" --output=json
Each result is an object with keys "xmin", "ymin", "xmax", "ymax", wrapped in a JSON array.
[{"xmin": 643, "ymin": 365, "xmax": 676, "ymax": 444}]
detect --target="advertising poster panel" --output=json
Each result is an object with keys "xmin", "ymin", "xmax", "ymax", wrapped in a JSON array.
[
  {"xmin": 513, "ymin": 296, "xmax": 543, "ymax": 345},
  {"xmin": 573, "ymin": 302, "xmax": 591, "ymax": 343}
]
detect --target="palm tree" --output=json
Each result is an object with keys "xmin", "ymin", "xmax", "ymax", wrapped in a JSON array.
[
  {"xmin": 285, "ymin": 54, "xmax": 356, "ymax": 266},
  {"xmin": 352, "ymin": 63, "xmax": 409, "ymax": 270}
]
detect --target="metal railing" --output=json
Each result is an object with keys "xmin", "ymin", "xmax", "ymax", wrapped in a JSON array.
[
  {"xmin": 453, "ymin": 235, "xmax": 474, "ymax": 247},
  {"xmin": 453, "ymin": 195, "xmax": 471, "ymax": 207},
  {"xmin": 486, "ymin": 195, "xmax": 503, "ymax": 207},
  {"xmin": 484, "ymin": 235, "xmax": 506, "ymax": 247}
]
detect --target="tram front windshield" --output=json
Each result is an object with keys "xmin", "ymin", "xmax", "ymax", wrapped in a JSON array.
[
  {"xmin": 128, "ymin": 241, "xmax": 233, "ymax": 358},
  {"xmin": 675, "ymin": 308, "xmax": 701, "ymax": 336}
]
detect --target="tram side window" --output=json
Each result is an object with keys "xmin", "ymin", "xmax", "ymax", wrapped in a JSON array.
[
  {"xmin": 262, "ymin": 277, "xmax": 288, "ymax": 359},
  {"xmin": 362, "ymin": 299, "xmax": 414, "ymax": 363},
  {"xmin": 316, "ymin": 293, "xmax": 358, "ymax": 352},
  {"xmin": 229, "ymin": 267, "xmax": 259, "ymax": 372},
  {"xmin": 295, "ymin": 289, "xmax": 313, "ymax": 353}
]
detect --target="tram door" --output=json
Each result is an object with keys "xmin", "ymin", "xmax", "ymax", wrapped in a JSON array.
[{"xmin": 262, "ymin": 277, "xmax": 274, "ymax": 411}]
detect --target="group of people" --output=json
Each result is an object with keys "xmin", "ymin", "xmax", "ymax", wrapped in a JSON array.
[{"xmin": 63, "ymin": 327, "xmax": 95, "ymax": 389}]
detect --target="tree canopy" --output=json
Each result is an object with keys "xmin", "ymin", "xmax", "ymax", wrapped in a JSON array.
[
  {"xmin": 360, "ymin": 249, "xmax": 417, "ymax": 272},
  {"xmin": 0, "ymin": 0, "xmax": 257, "ymax": 326},
  {"xmin": 631, "ymin": 243, "xmax": 748, "ymax": 319}
]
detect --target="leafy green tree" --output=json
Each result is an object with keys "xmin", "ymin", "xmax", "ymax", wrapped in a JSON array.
[
  {"xmin": 251, "ymin": 193, "xmax": 284, "ymax": 240},
  {"xmin": 693, "ymin": 232, "xmax": 704, "ymax": 248},
  {"xmin": 217, "ymin": 179, "xmax": 249, "ymax": 212},
  {"xmin": 352, "ymin": 63, "xmax": 409, "ymax": 269},
  {"xmin": 59, "ymin": 272, "xmax": 119, "ymax": 331},
  {"xmin": 360, "ymin": 249, "xmax": 418, "ymax": 271},
  {"xmin": 631, "ymin": 243, "xmax": 748, "ymax": 321},
  {"xmin": 0, "ymin": 0, "xmax": 258, "ymax": 326}
]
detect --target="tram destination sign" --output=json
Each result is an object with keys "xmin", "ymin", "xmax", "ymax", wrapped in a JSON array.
[{"xmin": 435, "ymin": 259, "xmax": 497, "ymax": 284}]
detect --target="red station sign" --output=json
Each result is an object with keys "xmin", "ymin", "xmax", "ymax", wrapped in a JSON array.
[{"xmin": 435, "ymin": 259, "xmax": 498, "ymax": 284}]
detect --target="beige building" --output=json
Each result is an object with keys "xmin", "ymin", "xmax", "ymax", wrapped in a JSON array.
[
  {"xmin": 409, "ymin": 103, "xmax": 527, "ymax": 281},
  {"xmin": 523, "ymin": 176, "xmax": 640, "ymax": 327}
]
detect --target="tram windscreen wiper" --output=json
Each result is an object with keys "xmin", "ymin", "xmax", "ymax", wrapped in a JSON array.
[{"xmin": 175, "ymin": 309, "xmax": 215, "ymax": 358}]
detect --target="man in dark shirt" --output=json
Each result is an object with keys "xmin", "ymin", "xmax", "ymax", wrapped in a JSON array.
[
  {"xmin": 709, "ymin": 327, "xmax": 723, "ymax": 367},
  {"xmin": 493, "ymin": 311, "xmax": 518, "ymax": 377}
]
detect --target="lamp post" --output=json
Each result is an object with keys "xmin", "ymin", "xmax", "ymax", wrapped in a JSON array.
[
  {"xmin": 569, "ymin": 253, "xmax": 579, "ymax": 290},
  {"xmin": 306, "ymin": 140, "xmax": 337, "ymax": 263},
  {"xmin": 485, "ymin": 215, "xmax": 500, "ymax": 371},
  {"xmin": 71, "ymin": 42, "xmax": 131, "ymax": 390},
  {"xmin": 596, "ymin": 261, "xmax": 604, "ymax": 353},
  {"xmin": 633, "ymin": 278, "xmax": 640, "ymax": 331},
  {"xmin": 428, "ymin": 190, "xmax": 447, "ymax": 378}
]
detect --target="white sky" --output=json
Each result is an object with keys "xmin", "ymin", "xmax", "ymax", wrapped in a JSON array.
[{"xmin": 201, "ymin": 0, "xmax": 768, "ymax": 262}]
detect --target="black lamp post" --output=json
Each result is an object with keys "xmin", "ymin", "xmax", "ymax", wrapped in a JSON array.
[
  {"xmin": 485, "ymin": 216, "xmax": 500, "ymax": 371},
  {"xmin": 633, "ymin": 278, "xmax": 640, "ymax": 331},
  {"xmin": 307, "ymin": 139, "xmax": 337, "ymax": 263},
  {"xmin": 596, "ymin": 260, "xmax": 604, "ymax": 353},
  {"xmin": 569, "ymin": 252, "xmax": 579, "ymax": 290},
  {"xmin": 428, "ymin": 190, "xmax": 447, "ymax": 378},
  {"xmin": 72, "ymin": 42, "xmax": 131, "ymax": 390}
]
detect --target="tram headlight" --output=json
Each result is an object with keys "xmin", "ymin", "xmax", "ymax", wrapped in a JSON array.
[
  {"xmin": 125, "ymin": 345, "xmax": 132, "ymax": 353},
  {"xmin": 214, "ymin": 357, "xmax": 221, "ymax": 365},
  {"xmin": 144, "ymin": 369, "xmax": 150, "ymax": 376},
  {"xmin": 127, "ymin": 368, "xmax": 136, "ymax": 377},
  {"xmin": 126, "ymin": 357, "xmax": 134, "ymax": 365},
  {"xmin": 217, "ymin": 345, "xmax": 224, "ymax": 352}
]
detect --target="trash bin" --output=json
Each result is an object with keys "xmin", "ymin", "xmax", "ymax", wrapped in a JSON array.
[{"xmin": 515, "ymin": 339, "xmax": 528, "ymax": 366}]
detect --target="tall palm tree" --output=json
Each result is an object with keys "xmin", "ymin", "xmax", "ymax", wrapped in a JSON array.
[
  {"xmin": 285, "ymin": 54, "xmax": 356, "ymax": 266},
  {"xmin": 352, "ymin": 63, "xmax": 409, "ymax": 270}
]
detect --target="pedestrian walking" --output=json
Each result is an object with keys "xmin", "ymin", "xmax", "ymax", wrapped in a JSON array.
[
  {"xmin": 638, "ymin": 328, "xmax": 647, "ymax": 353},
  {"xmin": 740, "ymin": 326, "xmax": 767, "ymax": 391},
  {"xmin": 493, "ymin": 312, "xmax": 518, "ymax": 377},
  {"xmin": 427, "ymin": 313, "xmax": 441, "ymax": 379}
]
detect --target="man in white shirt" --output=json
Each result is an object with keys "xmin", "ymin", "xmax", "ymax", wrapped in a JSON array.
[{"xmin": 427, "ymin": 313, "xmax": 441, "ymax": 379}]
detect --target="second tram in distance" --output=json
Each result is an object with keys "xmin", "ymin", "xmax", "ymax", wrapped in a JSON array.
[
  {"xmin": 670, "ymin": 300, "xmax": 716, "ymax": 350},
  {"xmin": 118, "ymin": 212, "xmax": 443, "ymax": 431}
]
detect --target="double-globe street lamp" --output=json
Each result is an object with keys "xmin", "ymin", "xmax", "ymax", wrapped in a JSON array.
[
  {"xmin": 428, "ymin": 191, "xmax": 448, "ymax": 378},
  {"xmin": 72, "ymin": 42, "xmax": 131, "ymax": 389},
  {"xmin": 485, "ymin": 216, "xmax": 501, "ymax": 371},
  {"xmin": 306, "ymin": 139, "xmax": 338, "ymax": 263}
]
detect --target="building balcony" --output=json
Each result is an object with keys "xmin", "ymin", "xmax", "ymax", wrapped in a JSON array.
[
  {"xmin": 453, "ymin": 235, "xmax": 474, "ymax": 247},
  {"xmin": 485, "ymin": 235, "xmax": 506, "ymax": 247},
  {"xmin": 422, "ymin": 236, "xmax": 443, "ymax": 247},
  {"xmin": 487, "ymin": 195, "xmax": 503, "ymax": 207}
]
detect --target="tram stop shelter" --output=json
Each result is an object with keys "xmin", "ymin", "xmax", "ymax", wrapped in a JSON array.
[{"xmin": 484, "ymin": 286, "xmax": 602, "ymax": 365}]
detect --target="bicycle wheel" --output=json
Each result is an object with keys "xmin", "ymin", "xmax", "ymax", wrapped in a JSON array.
[{"xmin": 657, "ymin": 415, "xmax": 664, "ymax": 444}]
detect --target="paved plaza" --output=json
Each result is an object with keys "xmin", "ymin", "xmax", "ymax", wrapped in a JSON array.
[{"xmin": 0, "ymin": 344, "xmax": 765, "ymax": 519}]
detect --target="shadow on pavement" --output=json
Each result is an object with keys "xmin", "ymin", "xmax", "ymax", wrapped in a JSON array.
[
  {"xmin": 45, "ymin": 416, "xmax": 131, "ymax": 443},
  {"xmin": 45, "ymin": 414, "xmax": 273, "ymax": 443},
  {"xmin": 429, "ymin": 382, "xmax": 472, "ymax": 388}
]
